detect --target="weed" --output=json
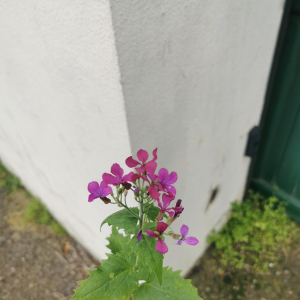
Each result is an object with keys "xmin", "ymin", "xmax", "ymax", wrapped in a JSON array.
[
  {"xmin": 0, "ymin": 161, "xmax": 21, "ymax": 194},
  {"xmin": 208, "ymin": 191, "xmax": 300, "ymax": 272}
]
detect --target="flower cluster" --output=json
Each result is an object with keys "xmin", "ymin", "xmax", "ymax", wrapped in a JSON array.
[{"xmin": 88, "ymin": 148, "xmax": 199, "ymax": 254}]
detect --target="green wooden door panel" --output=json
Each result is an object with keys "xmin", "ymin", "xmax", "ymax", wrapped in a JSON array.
[
  {"xmin": 250, "ymin": 13, "xmax": 300, "ymax": 222},
  {"xmin": 275, "ymin": 103, "xmax": 300, "ymax": 194},
  {"xmin": 253, "ymin": 16, "xmax": 300, "ymax": 183}
]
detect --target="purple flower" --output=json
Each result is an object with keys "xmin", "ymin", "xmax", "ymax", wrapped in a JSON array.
[
  {"xmin": 156, "ymin": 193, "xmax": 182, "ymax": 221},
  {"xmin": 157, "ymin": 168, "xmax": 178, "ymax": 196},
  {"xmin": 88, "ymin": 181, "xmax": 112, "ymax": 204},
  {"xmin": 176, "ymin": 225, "xmax": 199, "ymax": 246},
  {"xmin": 125, "ymin": 148, "xmax": 158, "ymax": 174},
  {"xmin": 134, "ymin": 187, "xmax": 139, "ymax": 194},
  {"xmin": 102, "ymin": 163, "xmax": 138, "ymax": 190},
  {"xmin": 137, "ymin": 230, "xmax": 143, "ymax": 242},
  {"xmin": 146, "ymin": 222, "xmax": 169, "ymax": 254}
]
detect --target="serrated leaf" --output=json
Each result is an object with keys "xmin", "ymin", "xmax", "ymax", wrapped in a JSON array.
[
  {"xmin": 72, "ymin": 252, "xmax": 138, "ymax": 300},
  {"xmin": 133, "ymin": 267, "xmax": 202, "ymax": 300},
  {"xmin": 100, "ymin": 207, "xmax": 139, "ymax": 233},
  {"xmin": 131, "ymin": 234, "xmax": 163, "ymax": 285},
  {"xmin": 106, "ymin": 226, "xmax": 131, "ymax": 254},
  {"xmin": 144, "ymin": 203, "xmax": 160, "ymax": 221}
]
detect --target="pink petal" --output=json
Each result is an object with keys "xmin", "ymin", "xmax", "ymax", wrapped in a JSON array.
[
  {"xmin": 145, "ymin": 161, "xmax": 157, "ymax": 174},
  {"xmin": 180, "ymin": 224, "xmax": 189, "ymax": 238},
  {"xmin": 141, "ymin": 175, "xmax": 150, "ymax": 183},
  {"xmin": 166, "ymin": 209, "xmax": 174, "ymax": 218},
  {"xmin": 147, "ymin": 172, "xmax": 157, "ymax": 182},
  {"xmin": 176, "ymin": 240, "xmax": 182, "ymax": 245},
  {"xmin": 148, "ymin": 185, "xmax": 160, "ymax": 200},
  {"xmin": 151, "ymin": 148, "xmax": 158, "ymax": 162},
  {"xmin": 167, "ymin": 172, "xmax": 178, "ymax": 185},
  {"xmin": 157, "ymin": 198, "xmax": 163, "ymax": 209},
  {"xmin": 158, "ymin": 168, "xmax": 168, "ymax": 183},
  {"xmin": 184, "ymin": 237, "xmax": 199, "ymax": 245},
  {"xmin": 162, "ymin": 193, "xmax": 175, "ymax": 208},
  {"xmin": 172, "ymin": 206, "xmax": 183, "ymax": 212},
  {"xmin": 102, "ymin": 173, "xmax": 120, "ymax": 185},
  {"xmin": 155, "ymin": 239, "xmax": 168, "ymax": 254},
  {"xmin": 145, "ymin": 230, "xmax": 157, "ymax": 238},
  {"xmin": 125, "ymin": 156, "xmax": 140, "ymax": 168},
  {"xmin": 123, "ymin": 172, "xmax": 135, "ymax": 182},
  {"xmin": 131, "ymin": 174, "xmax": 140, "ymax": 182},
  {"xmin": 88, "ymin": 181, "xmax": 100, "ymax": 194},
  {"xmin": 165, "ymin": 185, "xmax": 176, "ymax": 196},
  {"xmin": 156, "ymin": 222, "xmax": 168, "ymax": 233},
  {"xmin": 137, "ymin": 149, "xmax": 149, "ymax": 163},
  {"xmin": 88, "ymin": 193, "xmax": 98, "ymax": 202},
  {"xmin": 111, "ymin": 163, "xmax": 124, "ymax": 179},
  {"xmin": 101, "ymin": 186, "xmax": 112, "ymax": 198},
  {"xmin": 136, "ymin": 165, "xmax": 146, "ymax": 174}
]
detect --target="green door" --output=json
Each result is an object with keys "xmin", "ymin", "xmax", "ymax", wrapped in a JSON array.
[{"xmin": 250, "ymin": 1, "xmax": 300, "ymax": 222}]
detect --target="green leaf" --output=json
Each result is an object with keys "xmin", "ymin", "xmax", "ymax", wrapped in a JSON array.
[
  {"xmin": 106, "ymin": 226, "xmax": 131, "ymax": 254},
  {"xmin": 72, "ymin": 252, "xmax": 138, "ymax": 300},
  {"xmin": 100, "ymin": 207, "xmax": 139, "ymax": 233},
  {"xmin": 131, "ymin": 234, "xmax": 163, "ymax": 285},
  {"xmin": 133, "ymin": 267, "xmax": 202, "ymax": 300},
  {"xmin": 144, "ymin": 203, "xmax": 160, "ymax": 221}
]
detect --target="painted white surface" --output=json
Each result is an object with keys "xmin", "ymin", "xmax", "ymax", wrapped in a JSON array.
[
  {"xmin": 0, "ymin": 0, "xmax": 131, "ymax": 261},
  {"xmin": 110, "ymin": 0, "xmax": 284, "ymax": 273},
  {"xmin": 0, "ymin": 0, "xmax": 284, "ymax": 275}
]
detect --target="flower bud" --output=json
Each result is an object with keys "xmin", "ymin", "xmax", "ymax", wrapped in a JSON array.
[
  {"xmin": 172, "ymin": 234, "xmax": 180, "ymax": 240},
  {"xmin": 124, "ymin": 189, "xmax": 128, "ymax": 196},
  {"xmin": 101, "ymin": 197, "xmax": 111, "ymax": 204}
]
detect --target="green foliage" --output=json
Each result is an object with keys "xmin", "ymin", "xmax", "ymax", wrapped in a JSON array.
[
  {"xmin": 24, "ymin": 197, "xmax": 66, "ymax": 235},
  {"xmin": 133, "ymin": 267, "xmax": 200, "ymax": 300},
  {"xmin": 208, "ymin": 192, "xmax": 300, "ymax": 272},
  {"xmin": 0, "ymin": 161, "xmax": 21, "ymax": 195},
  {"xmin": 72, "ymin": 228, "xmax": 202, "ymax": 300},
  {"xmin": 143, "ymin": 203, "xmax": 160, "ymax": 221},
  {"xmin": 101, "ymin": 207, "xmax": 139, "ymax": 234},
  {"xmin": 130, "ymin": 234, "xmax": 163, "ymax": 285}
]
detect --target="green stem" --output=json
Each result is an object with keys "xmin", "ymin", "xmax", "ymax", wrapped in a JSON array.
[{"xmin": 112, "ymin": 196, "xmax": 139, "ymax": 219}]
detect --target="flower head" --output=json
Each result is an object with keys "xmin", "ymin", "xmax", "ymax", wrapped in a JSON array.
[
  {"xmin": 156, "ymin": 193, "xmax": 182, "ymax": 221},
  {"xmin": 126, "ymin": 148, "xmax": 158, "ymax": 174},
  {"xmin": 176, "ymin": 224, "xmax": 199, "ymax": 246},
  {"xmin": 88, "ymin": 181, "xmax": 112, "ymax": 204},
  {"xmin": 102, "ymin": 163, "xmax": 138, "ymax": 190},
  {"xmin": 145, "ymin": 222, "xmax": 169, "ymax": 254}
]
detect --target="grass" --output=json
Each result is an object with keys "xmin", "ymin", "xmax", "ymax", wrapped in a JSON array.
[{"xmin": 0, "ymin": 160, "xmax": 66, "ymax": 235}]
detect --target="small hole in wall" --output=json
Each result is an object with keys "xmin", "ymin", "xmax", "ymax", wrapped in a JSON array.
[{"xmin": 205, "ymin": 186, "xmax": 219, "ymax": 211}]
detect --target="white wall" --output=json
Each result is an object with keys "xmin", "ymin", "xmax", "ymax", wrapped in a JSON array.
[
  {"xmin": 0, "ymin": 0, "xmax": 131, "ymax": 261},
  {"xmin": 0, "ymin": 0, "xmax": 284, "ymax": 274},
  {"xmin": 110, "ymin": 0, "xmax": 284, "ymax": 272}
]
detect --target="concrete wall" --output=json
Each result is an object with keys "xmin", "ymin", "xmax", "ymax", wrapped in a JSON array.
[{"xmin": 0, "ymin": 0, "xmax": 284, "ymax": 274}]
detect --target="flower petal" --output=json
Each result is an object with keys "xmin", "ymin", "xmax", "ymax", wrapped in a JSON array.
[
  {"xmin": 101, "ymin": 185, "xmax": 113, "ymax": 198},
  {"xmin": 137, "ymin": 230, "xmax": 143, "ymax": 242},
  {"xmin": 162, "ymin": 193, "xmax": 175, "ymax": 208},
  {"xmin": 123, "ymin": 172, "xmax": 135, "ymax": 182},
  {"xmin": 126, "ymin": 156, "xmax": 140, "ymax": 168},
  {"xmin": 145, "ymin": 230, "xmax": 157, "ymax": 238},
  {"xmin": 102, "ymin": 173, "xmax": 120, "ymax": 185},
  {"xmin": 180, "ymin": 224, "xmax": 189, "ymax": 238},
  {"xmin": 148, "ymin": 185, "xmax": 160, "ymax": 200},
  {"xmin": 111, "ymin": 163, "xmax": 124, "ymax": 179},
  {"xmin": 131, "ymin": 174, "xmax": 141, "ymax": 182},
  {"xmin": 158, "ymin": 168, "xmax": 169, "ymax": 183},
  {"xmin": 88, "ymin": 181, "xmax": 100, "ymax": 194},
  {"xmin": 165, "ymin": 185, "xmax": 176, "ymax": 196},
  {"xmin": 166, "ymin": 209, "xmax": 175, "ymax": 218},
  {"xmin": 145, "ymin": 161, "xmax": 157, "ymax": 174},
  {"xmin": 156, "ymin": 222, "xmax": 168, "ymax": 233},
  {"xmin": 155, "ymin": 239, "xmax": 168, "ymax": 254},
  {"xmin": 151, "ymin": 148, "xmax": 158, "ymax": 162},
  {"xmin": 136, "ymin": 165, "xmax": 146, "ymax": 174},
  {"xmin": 88, "ymin": 193, "xmax": 98, "ymax": 202},
  {"xmin": 137, "ymin": 149, "xmax": 149, "ymax": 163},
  {"xmin": 167, "ymin": 172, "xmax": 178, "ymax": 185},
  {"xmin": 176, "ymin": 240, "xmax": 182, "ymax": 245},
  {"xmin": 184, "ymin": 237, "xmax": 199, "ymax": 245}
]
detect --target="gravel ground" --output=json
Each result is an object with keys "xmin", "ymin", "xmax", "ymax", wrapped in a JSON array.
[
  {"xmin": 1, "ymin": 185, "xmax": 300, "ymax": 300},
  {"xmin": 0, "ymin": 189, "xmax": 100, "ymax": 300}
]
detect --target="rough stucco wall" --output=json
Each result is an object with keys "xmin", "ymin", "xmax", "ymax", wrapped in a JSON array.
[
  {"xmin": 110, "ymin": 0, "xmax": 284, "ymax": 273},
  {"xmin": 0, "ymin": 0, "xmax": 131, "ymax": 261}
]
